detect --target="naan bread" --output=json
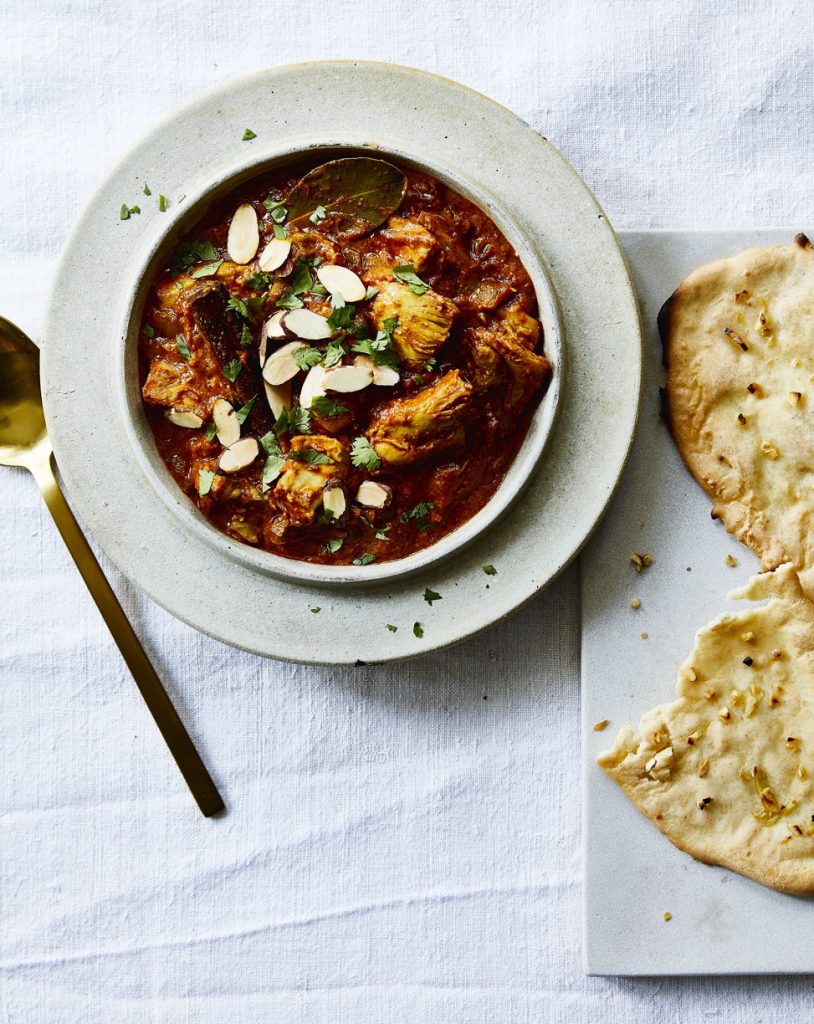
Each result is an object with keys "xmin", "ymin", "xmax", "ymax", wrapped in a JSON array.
[
  {"xmin": 661, "ymin": 236, "xmax": 814, "ymax": 599},
  {"xmin": 598, "ymin": 564, "xmax": 814, "ymax": 893}
]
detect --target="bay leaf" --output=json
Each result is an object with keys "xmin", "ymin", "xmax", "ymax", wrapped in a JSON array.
[{"xmin": 286, "ymin": 158, "xmax": 407, "ymax": 240}]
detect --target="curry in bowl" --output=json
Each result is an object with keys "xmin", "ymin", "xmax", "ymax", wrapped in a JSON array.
[{"xmin": 139, "ymin": 157, "xmax": 552, "ymax": 566}]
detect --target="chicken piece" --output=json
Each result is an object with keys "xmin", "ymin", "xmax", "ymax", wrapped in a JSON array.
[
  {"xmin": 183, "ymin": 283, "xmax": 272, "ymax": 434},
  {"xmin": 370, "ymin": 281, "xmax": 458, "ymax": 371},
  {"xmin": 362, "ymin": 217, "xmax": 438, "ymax": 284},
  {"xmin": 141, "ymin": 357, "xmax": 204, "ymax": 415},
  {"xmin": 368, "ymin": 369, "xmax": 474, "ymax": 466},
  {"xmin": 274, "ymin": 434, "xmax": 349, "ymax": 525},
  {"xmin": 461, "ymin": 304, "xmax": 550, "ymax": 415}
]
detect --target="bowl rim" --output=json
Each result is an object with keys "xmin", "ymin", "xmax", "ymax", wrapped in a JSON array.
[{"xmin": 114, "ymin": 136, "xmax": 565, "ymax": 587}]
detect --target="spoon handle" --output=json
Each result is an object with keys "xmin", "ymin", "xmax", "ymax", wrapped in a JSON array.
[{"xmin": 29, "ymin": 446, "xmax": 225, "ymax": 818}]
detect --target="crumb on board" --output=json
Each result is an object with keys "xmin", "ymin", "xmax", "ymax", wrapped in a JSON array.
[
  {"xmin": 663, "ymin": 911, "xmax": 672, "ymax": 922},
  {"xmin": 630, "ymin": 552, "xmax": 653, "ymax": 572},
  {"xmin": 630, "ymin": 598, "xmax": 641, "ymax": 609},
  {"xmin": 726, "ymin": 553, "xmax": 737, "ymax": 567},
  {"xmin": 640, "ymin": 631, "xmax": 649, "ymax": 639},
  {"xmin": 593, "ymin": 719, "xmax": 609, "ymax": 732}
]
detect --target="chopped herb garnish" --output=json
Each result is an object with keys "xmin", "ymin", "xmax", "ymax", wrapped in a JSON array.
[
  {"xmin": 190, "ymin": 259, "xmax": 224, "ymax": 279},
  {"xmin": 413, "ymin": 622, "xmax": 424, "ymax": 638},
  {"xmin": 260, "ymin": 430, "xmax": 283, "ymax": 456},
  {"xmin": 482, "ymin": 564, "xmax": 497, "ymax": 575},
  {"xmin": 292, "ymin": 346, "xmax": 323, "ymax": 372},
  {"xmin": 158, "ymin": 195, "xmax": 168, "ymax": 212},
  {"xmin": 327, "ymin": 303, "xmax": 354, "ymax": 333},
  {"xmin": 386, "ymin": 624, "xmax": 398, "ymax": 632},
  {"xmin": 324, "ymin": 537, "xmax": 344, "ymax": 554},
  {"xmin": 316, "ymin": 509, "xmax": 335, "ymax": 526},
  {"xmin": 204, "ymin": 420, "xmax": 218, "ymax": 442},
  {"xmin": 273, "ymin": 223, "xmax": 287, "ymax": 240},
  {"xmin": 424, "ymin": 358, "xmax": 437, "ymax": 372},
  {"xmin": 226, "ymin": 295, "xmax": 252, "ymax": 321},
  {"xmin": 312, "ymin": 282, "xmax": 329, "ymax": 296},
  {"xmin": 223, "ymin": 358, "xmax": 243, "ymax": 382},
  {"xmin": 175, "ymin": 333, "xmax": 192, "ymax": 360},
  {"xmin": 309, "ymin": 204, "xmax": 327, "ymax": 224},
  {"xmin": 260, "ymin": 454, "xmax": 285, "ymax": 491},
  {"xmin": 285, "ymin": 405, "xmax": 311, "ymax": 435},
  {"xmin": 198, "ymin": 469, "xmax": 215, "ymax": 496},
  {"xmin": 143, "ymin": 183, "xmax": 152, "ymax": 196},
  {"xmin": 401, "ymin": 501, "xmax": 435, "ymax": 531},
  {"xmin": 242, "ymin": 128, "xmax": 257, "ymax": 141},
  {"xmin": 311, "ymin": 395, "xmax": 349, "ymax": 418},
  {"xmin": 246, "ymin": 271, "xmax": 271, "ymax": 291},
  {"xmin": 311, "ymin": 606, "xmax": 321, "ymax": 613},
  {"xmin": 364, "ymin": 285, "xmax": 379, "ymax": 300},
  {"xmin": 393, "ymin": 264, "xmax": 429, "ymax": 294},
  {"xmin": 353, "ymin": 553, "xmax": 376, "ymax": 566},
  {"xmin": 120, "ymin": 203, "xmax": 138, "ymax": 220},
  {"xmin": 169, "ymin": 239, "xmax": 218, "ymax": 274},
  {"xmin": 142, "ymin": 324, "xmax": 155, "ymax": 338},
  {"xmin": 323, "ymin": 341, "xmax": 346, "ymax": 367},
  {"xmin": 235, "ymin": 396, "xmax": 257, "ymax": 424},
  {"xmin": 423, "ymin": 588, "xmax": 442, "ymax": 605},
  {"xmin": 276, "ymin": 290, "xmax": 304, "ymax": 310},
  {"xmin": 351, "ymin": 316, "xmax": 400, "ymax": 368},
  {"xmin": 290, "ymin": 260, "xmax": 314, "ymax": 295},
  {"xmin": 263, "ymin": 199, "xmax": 288, "ymax": 224},
  {"xmin": 240, "ymin": 323, "xmax": 253, "ymax": 348},
  {"xmin": 351, "ymin": 436, "xmax": 381, "ymax": 471},
  {"xmin": 291, "ymin": 448, "xmax": 331, "ymax": 465}
]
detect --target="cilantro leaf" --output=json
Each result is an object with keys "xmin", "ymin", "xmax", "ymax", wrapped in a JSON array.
[
  {"xmin": 364, "ymin": 285, "xmax": 378, "ymax": 300},
  {"xmin": 170, "ymin": 239, "xmax": 218, "ymax": 274},
  {"xmin": 353, "ymin": 553, "xmax": 376, "ymax": 566},
  {"xmin": 260, "ymin": 430, "xmax": 283, "ymax": 456},
  {"xmin": 423, "ymin": 588, "xmax": 442, "ymax": 605},
  {"xmin": 386, "ymin": 623, "xmax": 397, "ymax": 632},
  {"xmin": 176, "ymin": 333, "xmax": 191, "ymax": 360},
  {"xmin": 276, "ymin": 290, "xmax": 303, "ymax": 310},
  {"xmin": 324, "ymin": 537, "xmax": 344, "ymax": 554},
  {"xmin": 309, "ymin": 204, "xmax": 327, "ymax": 224},
  {"xmin": 240, "ymin": 323, "xmax": 253, "ymax": 348},
  {"xmin": 311, "ymin": 395, "xmax": 349, "ymax": 418},
  {"xmin": 242, "ymin": 128, "xmax": 257, "ymax": 141},
  {"xmin": 413, "ymin": 622, "xmax": 424, "ymax": 638},
  {"xmin": 393, "ymin": 264, "xmax": 429, "ymax": 294},
  {"xmin": 401, "ymin": 501, "xmax": 435, "ymax": 531},
  {"xmin": 198, "ymin": 469, "xmax": 215, "ymax": 496},
  {"xmin": 143, "ymin": 183, "xmax": 152, "ymax": 196},
  {"xmin": 292, "ymin": 346, "xmax": 323, "ymax": 372},
  {"xmin": 246, "ymin": 271, "xmax": 270, "ymax": 291},
  {"xmin": 311, "ymin": 607, "xmax": 321, "ymax": 613},
  {"xmin": 142, "ymin": 323, "xmax": 155, "ymax": 338},
  {"xmin": 223, "ymin": 358, "xmax": 243, "ymax": 382},
  {"xmin": 291, "ymin": 448, "xmax": 330, "ymax": 465},
  {"xmin": 226, "ymin": 296, "xmax": 252, "ymax": 321},
  {"xmin": 351, "ymin": 436, "xmax": 381, "ymax": 471},
  {"xmin": 323, "ymin": 341, "xmax": 346, "ymax": 367},
  {"xmin": 190, "ymin": 259, "xmax": 224, "ymax": 279},
  {"xmin": 327, "ymin": 303, "xmax": 354, "ymax": 333},
  {"xmin": 235, "ymin": 396, "xmax": 257, "ymax": 424},
  {"xmin": 273, "ymin": 223, "xmax": 286, "ymax": 240},
  {"xmin": 482, "ymin": 564, "xmax": 497, "ymax": 576},
  {"xmin": 285, "ymin": 405, "xmax": 311, "ymax": 434},
  {"xmin": 204, "ymin": 420, "xmax": 218, "ymax": 442},
  {"xmin": 290, "ymin": 260, "xmax": 314, "ymax": 295},
  {"xmin": 158, "ymin": 195, "xmax": 169, "ymax": 212},
  {"xmin": 261, "ymin": 455, "xmax": 285, "ymax": 492}
]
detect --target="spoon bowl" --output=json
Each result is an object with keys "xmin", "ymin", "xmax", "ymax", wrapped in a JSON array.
[{"xmin": 0, "ymin": 316, "xmax": 48, "ymax": 466}]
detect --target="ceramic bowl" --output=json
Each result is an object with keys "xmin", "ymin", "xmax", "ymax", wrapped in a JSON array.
[{"xmin": 116, "ymin": 140, "xmax": 564, "ymax": 587}]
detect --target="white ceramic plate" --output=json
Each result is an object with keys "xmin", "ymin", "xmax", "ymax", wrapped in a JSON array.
[{"xmin": 42, "ymin": 62, "xmax": 642, "ymax": 664}]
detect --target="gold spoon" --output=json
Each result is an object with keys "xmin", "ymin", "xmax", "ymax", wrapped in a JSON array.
[{"xmin": 0, "ymin": 315, "xmax": 224, "ymax": 817}]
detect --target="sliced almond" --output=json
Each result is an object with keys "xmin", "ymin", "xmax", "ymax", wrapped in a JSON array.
[
  {"xmin": 226, "ymin": 203, "xmax": 260, "ymax": 265},
  {"xmin": 316, "ymin": 264, "xmax": 366, "ymax": 303},
  {"xmin": 262, "ymin": 341, "xmax": 307, "ymax": 386},
  {"xmin": 355, "ymin": 480, "xmax": 392, "ymax": 509},
  {"xmin": 218, "ymin": 436, "xmax": 259, "ymax": 474},
  {"xmin": 282, "ymin": 307, "xmax": 333, "ymax": 341},
  {"xmin": 165, "ymin": 409, "xmax": 203, "ymax": 429},
  {"xmin": 212, "ymin": 398, "xmax": 240, "ymax": 447},
  {"xmin": 264, "ymin": 379, "xmax": 292, "ymax": 420},
  {"xmin": 258, "ymin": 237, "xmax": 291, "ymax": 272},
  {"xmin": 322, "ymin": 479, "xmax": 350, "ymax": 528},
  {"xmin": 323, "ymin": 362, "xmax": 374, "ymax": 393},
  {"xmin": 260, "ymin": 311, "xmax": 288, "ymax": 365},
  {"xmin": 354, "ymin": 354, "xmax": 400, "ymax": 387},
  {"xmin": 298, "ymin": 365, "xmax": 328, "ymax": 410}
]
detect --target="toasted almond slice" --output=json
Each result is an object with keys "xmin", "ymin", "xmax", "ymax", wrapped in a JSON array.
[
  {"xmin": 165, "ymin": 409, "xmax": 204, "ymax": 429},
  {"xmin": 259, "ymin": 311, "xmax": 288, "ymax": 364},
  {"xmin": 355, "ymin": 480, "xmax": 392, "ymax": 509},
  {"xmin": 353, "ymin": 354, "xmax": 400, "ymax": 387},
  {"xmin": 322, "ymin": 479, "xmax": 350, "ymax": 528},
  {"xmin": 299, "ymin": 365, "xmax": 328, "ymax": 409},
  {"xmin": 262, "ymin": 341, "xmax": 307, "ymax": 386},
  {"xmin": 212, "ymin": 398, "xmax": 240, "ymax": 446},
  {"xmin": 264, "ymin": 379, "xmax": 292, "ymax": 420},
  {"xmin": 282, "ymin": 307, "xmax": 332, "ymax": 341},
  {"xmin": 323, "ymin": 362, "xmax": 374, "ymax": 393},
  {"xmin": 316, "ymin": 264, "xmax": 366, "ymax": 303},
  {"xmin": 218, "ymin": 436, "xmax": 259, "ymax": 474},
  {"xmin": 258, "ymin": 237, "xmax": 291, "ymax": 272},
  {"xmin": 227, "ymin": 203, "xmax": 260, "ymax": 264}
]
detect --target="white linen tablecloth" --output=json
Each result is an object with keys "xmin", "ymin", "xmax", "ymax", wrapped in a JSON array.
[{"xmin": 3, "ymin": 2, "xmax": 814, "ymax": 1020}]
